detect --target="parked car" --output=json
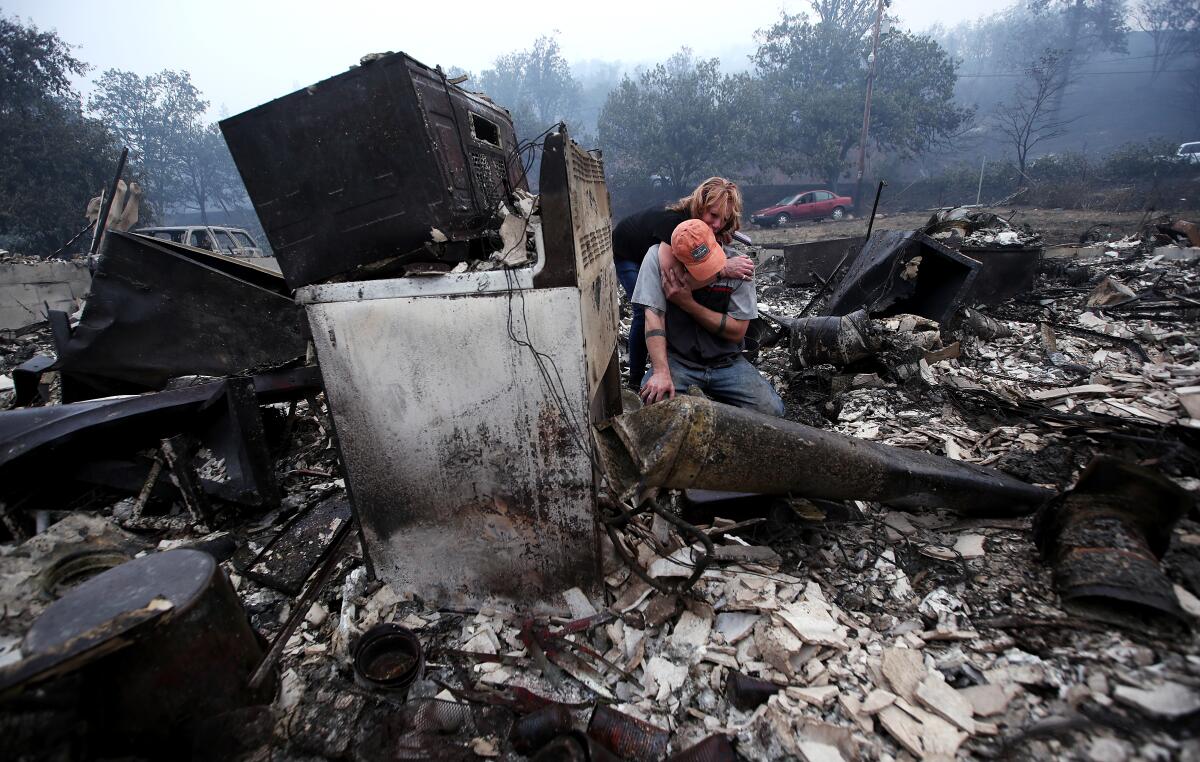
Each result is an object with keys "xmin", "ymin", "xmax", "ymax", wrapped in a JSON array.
[
  {"xmin": 1177, "ymin": 142, "xmax": 1200, "ymax": 164},
  {"xmin": 750, "ymin": 190, "xmax": 853, "ymax": 227},
  {"xmin": 136, "ymin": 225, "xmax": 265, "ymax": 259},
  {"xmin": 135, "ymin": 225, "xmax": 280, "ymax": 273}
]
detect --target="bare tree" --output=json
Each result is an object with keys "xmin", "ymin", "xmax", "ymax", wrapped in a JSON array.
[
  {"xmin": 1136, "ymin": 0, "xmax": 1199, "ymax": 77},
  {"xmin": 994, "ymin": 53, "xmax": 1077, "ymax": 181}
]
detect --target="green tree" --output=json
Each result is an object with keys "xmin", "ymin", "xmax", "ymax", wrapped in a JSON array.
[
  {"xmin": 752, "ymin": 10, "xmax": 972, "ymax": 188},
  {"xmin": 597, "ymin": 50, "xmax": 749, "ymax": 194},
  {"xmin": 479, "ymin": 36, "xmax": 582, "ymax": 144},
  {"xmin": 0, "ymin": 14, "xmax": 116, "ymax": 256},
  {"xmin": 88, "ymin": 69, "xmax": 209, "ymax": 217}
]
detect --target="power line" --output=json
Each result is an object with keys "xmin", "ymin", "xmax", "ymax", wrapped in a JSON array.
[{"xmin": 957, "ymin": 67, "xmax": 1195, "ymax": 78}]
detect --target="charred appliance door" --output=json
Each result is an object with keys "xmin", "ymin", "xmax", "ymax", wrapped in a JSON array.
[{"xmin": 220, "ymin": 51, "xmax": 525, "ymax": 289}]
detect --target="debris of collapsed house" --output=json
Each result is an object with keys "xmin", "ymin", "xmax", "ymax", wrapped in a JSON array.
[{"xmin": 2, "ymin": 45, "xmax": 1199, "ymax": 761}]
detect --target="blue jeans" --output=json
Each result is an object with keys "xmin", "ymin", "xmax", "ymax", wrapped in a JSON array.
[
  {"xmin": 616, "ymin": 259, "xmax": 646, "ymax": 389},
  {"xmin": 642, "ymin": 354, "xmax": 786, "ymax": 418}
]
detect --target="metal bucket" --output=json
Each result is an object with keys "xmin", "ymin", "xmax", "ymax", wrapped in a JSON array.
[{"xmin": 353, "ymin": 623, "xmax": 424, "ymax": 693}]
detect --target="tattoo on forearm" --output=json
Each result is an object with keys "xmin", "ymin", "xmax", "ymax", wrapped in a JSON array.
[
  {"xmin": 646, "ymin": 329, "xmax": 666, "ymax": 339},
  {"xmin": 718, "ymin": 314, "xmax": 728, "ymax": 335}
]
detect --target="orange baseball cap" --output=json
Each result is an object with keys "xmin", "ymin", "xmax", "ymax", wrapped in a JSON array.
[{"xmin": 671, "ymin": 219, "xmax": 726, "ymax": 282}]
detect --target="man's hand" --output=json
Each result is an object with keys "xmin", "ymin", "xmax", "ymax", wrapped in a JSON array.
[
  {"xmin": 639, "ymin": 368, "xmax": 675, "ymax": 404},
  {"xmin": 662, "ymin": 262, "xmax": 695, "ymax": 306},
  {"xmin": 722, "ymin": 255, "xmax": 754, "ymax": 281}
]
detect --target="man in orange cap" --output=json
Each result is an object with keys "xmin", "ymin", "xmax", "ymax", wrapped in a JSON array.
[{"xmin": 631, "ymin": 219, "xmax": 785, "ymax": 417}]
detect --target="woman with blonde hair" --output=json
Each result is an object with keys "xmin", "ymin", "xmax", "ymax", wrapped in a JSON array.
[{"xmin": 611, "ymin": 177, "xmax": 753, "ymax": 389}]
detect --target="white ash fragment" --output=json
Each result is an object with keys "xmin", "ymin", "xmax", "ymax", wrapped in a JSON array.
[
  {"xmin": 1112, "ymin": 681, "xmax": 1200, "ymax": 719},
  {"xmin": 561, "ymin": 586, "xmax": 598, "ymax": 619}
]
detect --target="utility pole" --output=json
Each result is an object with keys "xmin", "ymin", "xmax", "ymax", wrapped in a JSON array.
[{"xmin": 854, "ymin": 0, "xmax": 887, "ymax": 214}]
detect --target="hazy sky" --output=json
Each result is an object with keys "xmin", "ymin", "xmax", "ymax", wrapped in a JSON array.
[{"xmin": 10, "ymin": 0, "xmax": 1015, "ymax": 117}]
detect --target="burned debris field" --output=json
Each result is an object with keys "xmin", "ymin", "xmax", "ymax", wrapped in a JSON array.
[{"xmin": 2, "ymin": 3, "xmax": 1200, "ymax": 761}]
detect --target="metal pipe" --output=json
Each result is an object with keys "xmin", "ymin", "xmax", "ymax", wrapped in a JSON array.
[
  {"xmin": 1033, "ymin": 456, "xmax": 1191, "ymax": 626},
  {"xmin": 595, "ymin": 396, "xmax": 1052, "ymax": 517},
  {"xmin": 976, "ymin": 156, "xmax": 986, "ymax": 206},
  {"xmin": 864, "ymin": 179, "xmax": 887, "ymax": 241},
  {"xmin": 90, "ymin": 147, "xmax": 128, "ymax": 256}
]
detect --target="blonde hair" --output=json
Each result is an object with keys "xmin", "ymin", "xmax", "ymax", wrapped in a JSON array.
[{"xmin": 668, "ymin": 177, "xmax": 743, "ymax": 244}]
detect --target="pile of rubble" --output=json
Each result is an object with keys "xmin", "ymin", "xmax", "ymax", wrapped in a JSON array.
[
  {"xmin": 2, "ymin": 45, "xmax": 1199, "ymax": 760},
  {"xmin": 3, "ymin": 204, "xmax": 1200, "ymax": 760}
]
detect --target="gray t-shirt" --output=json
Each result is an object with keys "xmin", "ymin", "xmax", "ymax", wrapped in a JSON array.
[{"xmin": 631, "ymin": 245, "xmax": 758, "ymax": 367}]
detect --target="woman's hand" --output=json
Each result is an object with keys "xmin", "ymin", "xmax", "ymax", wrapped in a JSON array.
[{"xmin": 722, "ymin": 255, "xmax": 754, "ymax": 281}]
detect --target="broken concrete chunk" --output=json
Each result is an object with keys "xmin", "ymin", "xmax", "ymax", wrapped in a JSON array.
[
  {"xmin": 881, "ymin": 647, "xmax": 926, "ymax": 701},
  {"xmin": 915, "ymin": 674, "xmax": 976, "ymax": 734},
  {"xmin": 776, "ymin": 600, "xmax": 849, "ymax": 649},
  {"xmin": 882, "ymin": 512, "xmax": 918, "ymax": 537},
  {"xmin": 958, "ymin": 683, "xmax": 1011, "ymax": 717},
  {"xmin": 1113, "ymin": 682, "xmax": 1200, "ymax": 719},
  {"xmin": 755, "ymin": 618, "xmax": 806, "ymax": 678},
  {"xmin": 877, "ymin": 705, "xmax": 924, "ymax": 757},
  {"xmin": 643, "ymin": 655, "xmax": 688, "ymax": 703},
  {"xmin": 787, "ymin": 684, "xmax": 839, "ymax": 708},
  {"xmin": 1174, "ymin": 584, "xmax": 1200, "ymax": 619},
  {"xmin": 1086, "ymin": 276, "xmax": 1137, "ymax": 307},
  {"xmin": 648, "ymin": 546, "xmax": 699, "ymax": 578},
  {"xmin": 861, "ymin": 688, "xmax": 898, "ymax": 715},
  {"xmin": 838, "ymin": 692, "xmax": 874, "ymax": 734},
  {"xmin": 561, "ymin": 586, "xmax": 599, "ymax": 620},
  {"xmin": 953, "ymin": 533, "xmax": 986, "ymax": 559},
  {"xmin": 714, "ymin": 612, "xmax": 760, "ymax": 644},
  {"xmin": 670, "ymin": 608, "xmax": 714, "ymax": 653}
]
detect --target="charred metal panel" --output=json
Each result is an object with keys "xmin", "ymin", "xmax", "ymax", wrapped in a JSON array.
[
  {"xmin": 220, "ymin": 51, "xmax": 526, "ymax": 289},
  {"xmin": 595, "ymin": 396, "xmax": 1051, "ymax": 517},
  {"xmin": 0, "ymin": 370, "xmax": 320, "ymax": 508},
  {"xmin": 781, "ymin": 236, "xmax": 866, "ymax": 286},
  {"xmin": 537, "ymin": 130, "xmax": 621, "ymax": 418},
  {"xmin": 52, "ymin": 231, "xmax": 305, "ymax": 401},
  {"xmin": 302, "ymin": 286, "xmax": 599, "ymax": 609},
  {"xmin": 960, "ymin": 245, "xmax": 1042, "ymax": 306},
  {"xmin": 243, "ymin": 497, "xmax": 353, "ymax": 595},
  {"xmin": 195, "ymin": 376, "xmax": 280, "ymax": 508},
  {"xmin": 824, "ymin": 231, "xmax": 979, "ymax": 324}
]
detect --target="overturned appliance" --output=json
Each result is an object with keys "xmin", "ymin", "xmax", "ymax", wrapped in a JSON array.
[
  {"xmin": 221, "ymin": 51, "xmax": 527, "ymax": 289},
  {"xmin": 297, "ymin": 128, "xmax": 620, "ymax": 609},
  {"xmin": 595, "ymin": 396, "xmax": 1051, "ymax": 517},
  {"xmin": 49, "ymin": 231, "xmax": 306, "ymax": 402},
  {"xmin": 924, "ymin": 207, "xmax": 1043, "ymax": 306},
  {"xmin": 1034, "ymin": 456, "xmax": 1193, "ymax": 627},
  {"xmin": 823, "ymin": 231, "xmax": 979, "ymax": 324}
]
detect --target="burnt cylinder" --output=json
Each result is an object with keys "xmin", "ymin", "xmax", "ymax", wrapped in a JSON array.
[
  {"xmin": 597, "ymin": 396, "xmax": 1051, "ymax": 516},
  {"xmin": 22, "ymin": 549, "xmax": 269, "ymax": 754}
]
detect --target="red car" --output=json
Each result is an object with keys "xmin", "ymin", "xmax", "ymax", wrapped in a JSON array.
[{"xmin": 750, "ymin": 190, "xmax": 852, "ymax": 227}]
